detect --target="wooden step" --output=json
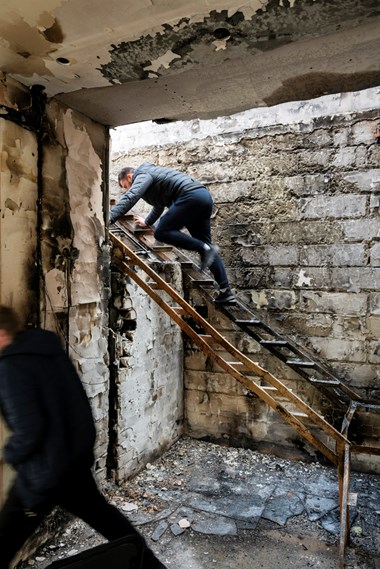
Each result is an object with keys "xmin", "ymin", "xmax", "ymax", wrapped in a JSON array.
[
  {"xmin": 226, "ymin": 361, "xmax": 248, "ymax": 370},
  {"xmin": 199, "ymin": 334, "xmax": 215, "ymax": 345},
  {"xmin": 152, "ymin": 244, "xmax": 173, "ymax": 251},
  {"xmin": 121, "ymin": 259, "xmax": 136, "ymax": 266},
  {"xmin": 190, "ymin": 278, "xmax": 215, "ymax": 287},
  {"xmin": 171, "ymin": 306, "xmax": 186, "ymax": 316},
  {"xmin": 147, "ymin": 281, "xmax": 162, "ymax": 289},
  {"xmin": 292, "ymin": 411, "xmax": 309, "ymax": 418}
]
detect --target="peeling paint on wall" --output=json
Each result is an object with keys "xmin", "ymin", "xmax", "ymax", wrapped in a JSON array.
[
  {"xmin": 296, "ymin": 269, "xmax": 312, "ymax": 288},
  {"xmin": 39, "ymin": 99, "xmax": 110, "ymax": 474},
  {"xmin": 62, "ymin": 108, "xmax": 105, "ymax": 304}
]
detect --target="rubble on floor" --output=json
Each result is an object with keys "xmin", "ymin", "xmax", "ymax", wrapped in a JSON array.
[{"xmin": 21, "ymin": 437, "xmax": 380, "ymax": 569}]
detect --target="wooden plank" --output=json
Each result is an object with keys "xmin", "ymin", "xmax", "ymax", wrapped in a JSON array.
[
  {"xmin": 171, "ymin": 306, "xmax": 186, "ymax": 316},
  {"xmin": 147, "ymin": 281, "xmax": 162, "ymax": 290}
]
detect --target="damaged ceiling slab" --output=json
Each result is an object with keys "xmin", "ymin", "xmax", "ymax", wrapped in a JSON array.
[{"xmin": 0, "ymin": 0, "xmax": 380, "ymax": 127}]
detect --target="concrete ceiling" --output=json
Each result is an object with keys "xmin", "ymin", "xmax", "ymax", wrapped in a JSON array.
[{"xmin": 1, "ymin": 0, "xmax": 380, "ymax": 127}]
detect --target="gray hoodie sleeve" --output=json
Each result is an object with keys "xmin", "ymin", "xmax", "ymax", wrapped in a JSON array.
[{"xmin": 110, "ymin": 171, "xmax": 154, "ymax": 223}]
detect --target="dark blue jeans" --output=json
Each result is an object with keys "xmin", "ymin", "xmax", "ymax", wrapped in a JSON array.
[
  {"xmin": 154, "ymin": 188, "xmax": 229, "ymax": 289},
  {"xmin": 0, "ymin": 469, "xmax": 163, "ymax": 569}
]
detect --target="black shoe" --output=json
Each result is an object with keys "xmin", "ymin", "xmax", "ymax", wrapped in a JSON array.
[
  {"xmin": 214, "ymin": 289, "xmax": 236, "ymax": 304},
  {"xmin": 200, "ymin": 245, "xmax": 219, "ymax": 271}
]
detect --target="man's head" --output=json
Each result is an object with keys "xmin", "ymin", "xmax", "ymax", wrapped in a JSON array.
[
  {"xmin": 0, "ymin": 305, "xmax": 20, "ymax": 351},
  {"xmin": 118, "ymin": 167, "xmax": 135, "ymax": 190}
]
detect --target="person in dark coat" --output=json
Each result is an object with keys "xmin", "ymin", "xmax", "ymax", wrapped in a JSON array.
[
  {"xmin": 111, "ymin": 162, "xmax": 235, "ymax": 304},
  {"xmin": 0, "ymin": 305, "xmax": 166, "ymax": 569}
]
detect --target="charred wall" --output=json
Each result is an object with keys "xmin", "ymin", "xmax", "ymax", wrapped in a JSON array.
[
  {"xmin": 41, "ymin": 99, "xmax": 111, "ymax": 472},
  {"xmin": 110, "ymin": 89, "xmax": 380, "ymax": 471},
  {"xmin": 0, "ymin": 73, "xmax": 112, "ymax": 561},
  {"xmin": 1, "ymin": 73, "xmax": 111, "ymax": 478}
]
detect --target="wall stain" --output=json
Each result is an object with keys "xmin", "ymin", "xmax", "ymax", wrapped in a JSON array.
[
  {"xmin": 41, "ymin": 18, "xmax": 64, "ymax": 44},
  {"xmin": 0, "ymin": 12, "xmax": 61, "ymax": 77},
  {"xmin": 265, "ymin": 71, "xmax": 380, "ymax": 106},
  {"xmin": 4, "ymin": 197, "xmax": 19, "ymax": 212}
]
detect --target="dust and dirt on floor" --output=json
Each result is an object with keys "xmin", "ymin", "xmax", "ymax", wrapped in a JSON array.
[{"xmin": 21, "ymin": 437, "xmax": 380, "ymax": 569}]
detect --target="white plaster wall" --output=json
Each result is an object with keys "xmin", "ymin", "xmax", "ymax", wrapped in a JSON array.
[{"xmin": 114, "ymin": 267, "xmax": 184, "ymax": 481}]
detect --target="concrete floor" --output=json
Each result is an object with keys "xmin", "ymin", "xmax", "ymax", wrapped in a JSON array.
[{"xmin": 21, "ymin": 437, "xmax": 380, "ymax": 569}]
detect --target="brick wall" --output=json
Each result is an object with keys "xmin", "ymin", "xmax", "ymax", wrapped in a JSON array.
[{"xmin": 111, "ymin": 91, "xmax": 380, "ymax": 470}]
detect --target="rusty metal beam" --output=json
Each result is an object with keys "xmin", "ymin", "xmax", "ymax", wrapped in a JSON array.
[{"xmin": 337, "ymin": 443, "xmax": 351, "ymax": 569}]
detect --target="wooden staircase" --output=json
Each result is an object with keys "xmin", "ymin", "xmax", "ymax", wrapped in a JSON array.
[{"xmin": 109, "ymin": 218, "xmax": 380, "ymax": 569}]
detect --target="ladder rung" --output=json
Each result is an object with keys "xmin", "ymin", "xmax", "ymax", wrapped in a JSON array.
[
  {"xmin": 152, "ymin": 245, "xmax": 173, "ymax": 251},
  {"xmin": 180, "ymin": 261, "xmax": 193, "ymax": 268},
  {"xmin": 292, "ymin": 412, "xmax": 309, "ymax": 418},
  {"xmin": 171, "ymin": 307, "xmax": 186, "ymax": 316},
  {"xmin": 260, "ymin": 340, "xmax": 288, "ymax": 347},
  {"xmin": 227, "ymin": 361, "xmax": 248, "ymax": 370},
  {"xmin": 235, "ymin": 319, "xmax": 261, "ymax": 325},
  {"xmin": 286, "ymin": 359, "xmax": 315, "ymax": 368},
  {"xmin": 190, "ymin": 279, "xmax": 215, "ymax": 286},
  {"xmin": 147, "ymin": 281, "xmax": 162, "ymax": 289},
  {"xmin": 260, "ymin": 385, "xmax": 277, "ymax": 392},
  {"xmin": 309, "ymin": 378, "xmax": 340, "ymax": 386},
  {"xmin": 199, "ymin": 334, "xmax": 215, "ymax": 344}
]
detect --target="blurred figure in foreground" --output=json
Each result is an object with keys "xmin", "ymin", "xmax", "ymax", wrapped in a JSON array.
[{"xmin": 0, "ymin": 305, "xmax": 166, "ymax": 569}]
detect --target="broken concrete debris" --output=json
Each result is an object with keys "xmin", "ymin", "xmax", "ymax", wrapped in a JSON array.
[{"xmin": 21, "ymin": 437, "xmax": 380, "ymax": 569}]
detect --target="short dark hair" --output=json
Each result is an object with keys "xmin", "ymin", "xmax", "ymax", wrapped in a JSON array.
[
  {"xmin": 118, "ymin": 167, "xmax": 135, "ymax": 186},
  {"xmin": 0, "ymin": 305, "xmax": 20, "ymax": 337}
]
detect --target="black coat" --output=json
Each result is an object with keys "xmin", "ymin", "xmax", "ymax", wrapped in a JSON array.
[
  {"xmin": 0, "ymin": 329, "xmax": 96, "ymax": 510},
  {"xmin": 110, "ymin": 162, "xmax": 205, "ymax": 225}
]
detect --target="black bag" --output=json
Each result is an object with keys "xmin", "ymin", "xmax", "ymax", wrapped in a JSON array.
[{"xmin": 45, "ymin": 535, "xmax": 144, "ymax": 569}]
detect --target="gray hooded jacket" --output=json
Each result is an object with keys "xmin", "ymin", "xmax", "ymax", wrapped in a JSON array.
[{"xmin": 110, "ymin": 162, "xmax": 205, "ymax": 225}]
